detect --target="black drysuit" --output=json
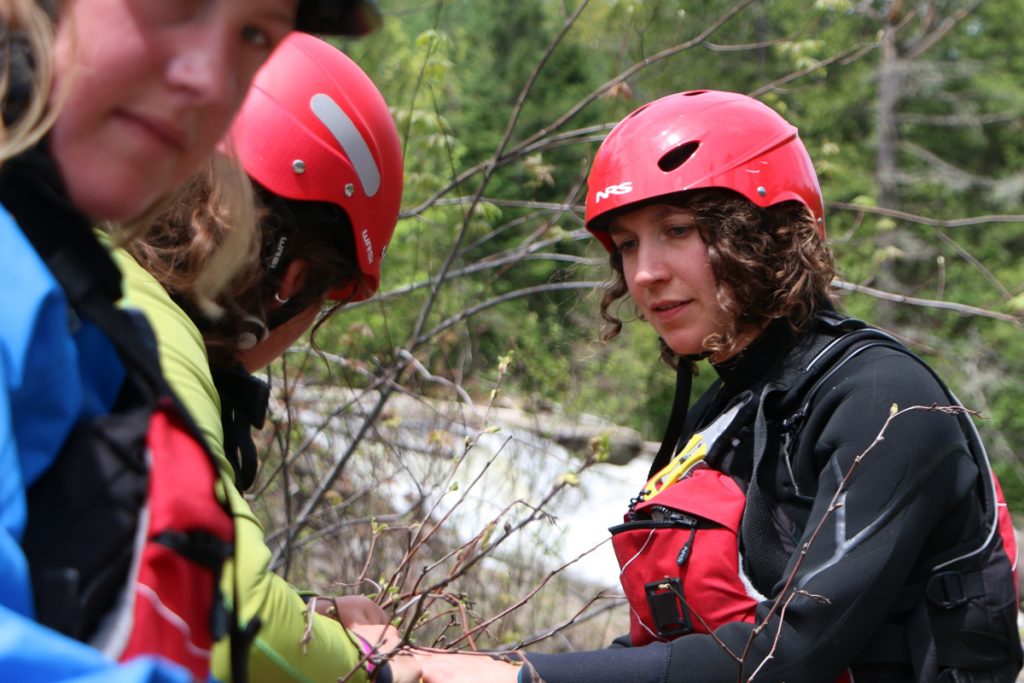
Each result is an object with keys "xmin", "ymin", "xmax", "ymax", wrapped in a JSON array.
[{"xmin": 526, "ymin": 317, "xmax": 1021, "ymax": 683}]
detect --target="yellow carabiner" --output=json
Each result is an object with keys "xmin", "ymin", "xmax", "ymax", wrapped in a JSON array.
[{"xmin": 638, "ymin": 433, "xmax": 708, "ymax": 503}]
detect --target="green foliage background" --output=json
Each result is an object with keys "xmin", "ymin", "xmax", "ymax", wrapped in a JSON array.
[{"xmin": 304, "ymin": 0, "xmax": 1024, "ymax": 508}]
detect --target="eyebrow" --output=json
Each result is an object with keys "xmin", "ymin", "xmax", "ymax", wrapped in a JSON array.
[
  {"xmin": 607, "ymin": 205, "xmax": 691, "ymax": 233},
  {"xmin": 256, "ymin": 1, "xmax": 300, "ymax": 28},
  {"xmin": 649, "ymin": 205, "xmax": 690, "ymax": 220}
]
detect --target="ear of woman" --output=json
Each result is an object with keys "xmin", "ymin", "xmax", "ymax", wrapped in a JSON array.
[
  {"xmin": 240, "ymin": 258, "xmax": 319, "ymax": 371},
  {"xmin": 274, "ymin": 258, "xmax": 309, "ymax": 306}
]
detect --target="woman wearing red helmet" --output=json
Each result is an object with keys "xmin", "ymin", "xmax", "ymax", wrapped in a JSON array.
[
  {"xmin": 118, "ymin": 32, "xmax": 418, "ymax": 683},
  {"xmin": 418, "ymin": 91, "xmax": 1021, "ymax": 683}
]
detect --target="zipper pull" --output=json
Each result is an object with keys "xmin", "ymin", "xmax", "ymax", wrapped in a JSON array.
[
  {"xmin": 651, "ymin": 506, "xmax": 697, "ymax": 525},
  {"xmin": 627, "ymin": 489, "xmax": 650, "ymax": 518},
  {"xmin": 676, "ymin": 525, "xmax": 698, "ymax": 566}
]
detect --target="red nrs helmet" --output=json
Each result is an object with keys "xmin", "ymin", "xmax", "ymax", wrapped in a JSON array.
[
  {"xmin": 224, "ymin": 32, "xmax": 403, "ymax": 301},
  {"xmin": 585, "ymin": 90, "xmax": 824, "ymax": 252}
]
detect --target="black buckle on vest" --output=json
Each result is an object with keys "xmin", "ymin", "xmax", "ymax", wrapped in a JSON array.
[
  {"xmin": 926, "ymin": 570, "xmax": 985, "ymax": 609},
  {"xmin": 645, "ymin": 578, "xmax": 692, "ymax": 638}
]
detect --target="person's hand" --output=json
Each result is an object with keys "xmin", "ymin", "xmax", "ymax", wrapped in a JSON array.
[
  {"xmin": 348, "ymin": 624, "xmax": 421, "ymax": 683},
  {"xmin": 385, "ymin": 651, "xmax": 423, "ymax": 683},
  {"xmin": 313, "ymin": 595, "xmax": 388, "ymax": 627},
  {"xmin": 348, "ymin": 623, "xmax": 405, "ymax": 656},
  {"xmin": 415, "ymin": 650, "xmax": 521, "ymax": 683}
]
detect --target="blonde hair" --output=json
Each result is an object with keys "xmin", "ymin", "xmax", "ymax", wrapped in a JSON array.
[{"xmin": 0, "ymin": 0, "xmax": 60, "ymax": 164}]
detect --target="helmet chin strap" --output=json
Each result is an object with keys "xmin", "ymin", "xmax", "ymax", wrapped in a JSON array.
[
  {"xmin": 648, "ymin": 360, "xmax": 694, "ymax": 479},
  {"xmin": 267, "ymin": 234, "xmax": 291, "ymax": 273}
]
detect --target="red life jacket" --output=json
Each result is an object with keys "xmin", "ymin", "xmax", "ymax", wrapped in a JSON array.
[
  {"xmin": 609, "ymin": 404, "xmax": 856, "ymax": 683},
  {"xmin": 612, "ymin": 465, "xmax": 758, "ymax": 642},
  {"xmin": 14, "ymin": 188, "xmax": 242, "ymax": 680},
  {"xmin": 610, "ymin": 402, "xmax": 761, "ymax": 644}
]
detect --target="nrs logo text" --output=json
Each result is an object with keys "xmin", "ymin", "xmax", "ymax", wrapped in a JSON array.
[{"xmin": 595, "ymin": 182, "xmax": 633, "ymax": 203}]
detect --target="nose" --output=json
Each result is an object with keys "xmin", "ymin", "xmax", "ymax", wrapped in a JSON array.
[
  {"xmin": 165, "ymin": 27, "xmax": 237, "ymax": 108},
  {"xmin": 631, "ymin": 241, "xmax": 669, "ymax": 288}
]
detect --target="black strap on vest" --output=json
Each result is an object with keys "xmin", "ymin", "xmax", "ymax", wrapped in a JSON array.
[
  {"xmin": 739, "ymin": 317, "xmax": 861, "ymax": 593},
  {"xmin": 738, "ymin": 382, "xmax": 791, "ymax": 592},
  {"xmin": 647, "ymin": 361, "xmax": 693, "ymax": 479},
  {"xmin": 214, "ymin": 364, "xmax": 270, "ymax": 492}
]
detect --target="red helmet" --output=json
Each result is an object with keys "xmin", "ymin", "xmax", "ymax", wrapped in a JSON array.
[
  {"xmin": 585, "ymin": 90, "xmax": 824, "ymax": 252},
  {"xmin": 295, "ymin": 0, "xmax": 381, "ymax": 36},
  {"xmin": 225, "ymin": 32, "xmax": 403, "ymax": 301}
]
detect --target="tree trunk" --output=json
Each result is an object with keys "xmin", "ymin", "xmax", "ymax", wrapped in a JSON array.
[{"xmin": 875, "ymin": 0, "xmax": 903, "ymax": 208}]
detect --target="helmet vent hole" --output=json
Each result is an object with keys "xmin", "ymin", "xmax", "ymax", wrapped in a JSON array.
[
  {"xmin": 658, "ymin": 142, "xmax": 699, "ymax": 173},
  {"xmin": 626, "ymin": 102, "xmax": 652, "ymax": 119}
]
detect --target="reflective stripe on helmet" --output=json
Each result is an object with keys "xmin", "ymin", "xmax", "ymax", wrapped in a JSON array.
[{"xmin": 310, "ymin": 93, "xmax": 382, "ymax": 197}]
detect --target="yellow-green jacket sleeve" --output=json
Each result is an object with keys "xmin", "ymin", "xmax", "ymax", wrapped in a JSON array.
[{"xmin": 113, "ymin": 248, "xmax": 371, "ymax": 683}]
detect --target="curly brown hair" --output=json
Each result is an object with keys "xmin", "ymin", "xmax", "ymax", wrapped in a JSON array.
[
  {"xmin": 598, "ymin": 189, "xmax": 836, "ymax": 365},
  {"xmin": 130, "ymin": 168, "xmax": 360, "ymax": 370}
]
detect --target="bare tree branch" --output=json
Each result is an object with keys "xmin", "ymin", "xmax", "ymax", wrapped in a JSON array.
[
  {"xmin": 829, "ymin": 202, "xmax": 1024, "ymax": 228},
  {"xmin": 833, "ymin": 279, "xmax": 1021, "ymax": 324}
]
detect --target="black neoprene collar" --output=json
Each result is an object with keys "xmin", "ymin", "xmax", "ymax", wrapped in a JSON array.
[
  {"xmin": 711, "ymin": 319, "xmax": 797, "ymax": 395},
  {"xmin": 0, "ymin": 145, "xmax": 122, "ymax": 305}
]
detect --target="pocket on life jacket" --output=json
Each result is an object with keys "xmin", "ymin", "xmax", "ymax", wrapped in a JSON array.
[
  {"xmin": 26, "ymin": 394, "xmax": 234, "ymax": 680},
  {"xmin": 609, "ymin": 466, "xmax": 761, "ymax": 646},
  {"xmin": 101, "ymin": 401, "xmax": 234, "ymax": 677}
]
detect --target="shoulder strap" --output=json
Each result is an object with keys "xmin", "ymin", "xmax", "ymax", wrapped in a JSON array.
[
  {"xmin": 213, "ymin": 364, "xmax": 270, "ymax": 492},
  {"xmin": 776, "ymin": 317, "xmax": 1002, "ymax": 566},
  {"xmin": 648, "ymin": 362, "xmax": 694, "ymax": 478},
  {"xmin": 48, "ymin": 248, "xmax": 166, "ymax": 389},
  {"xmin": 740, "ymin": 313, "xmax": 913, "ymax": 593},
  {"xmin": 769, "ymin": 311, "xmax": 879, "ymax": 411},
  {"xmin": 744, "ymin": 316, "xmax": 1017, "ymax": 679}
]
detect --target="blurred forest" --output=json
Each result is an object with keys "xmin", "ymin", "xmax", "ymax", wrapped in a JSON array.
[{"xmin": 253, "ymin": 0, "xmax": 1024, "ymax": 655}]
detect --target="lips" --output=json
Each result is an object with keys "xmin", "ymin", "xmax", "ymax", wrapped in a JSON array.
[
  {"xmin": 648, "ymin": 298, "xmax": 690, "ymax": 320},
  {"xmin": 119, "ymin": 109, "xmax": 188, "ymax": 151}
]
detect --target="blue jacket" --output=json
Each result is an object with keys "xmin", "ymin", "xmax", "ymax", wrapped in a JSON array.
[{"xmin": 0, "ymin": 191, "xmax": 191, "ymax": 683}]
